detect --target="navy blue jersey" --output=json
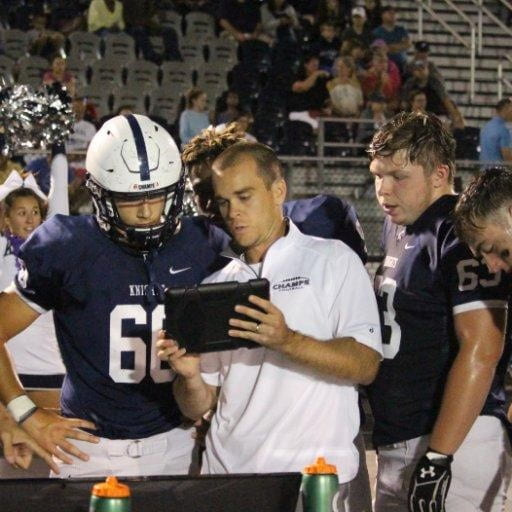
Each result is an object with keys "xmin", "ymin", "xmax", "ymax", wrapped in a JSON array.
[
  {"xmin": 284, "ymin": 195, "xmax": 367, "ymax": 263},
  {"xmin": 16, "ymin": 215, "xmax": 228, "ymax": 439},
  {"xmin": 367, "ymin": 195, "xmax": 510, "ymax": 447}
]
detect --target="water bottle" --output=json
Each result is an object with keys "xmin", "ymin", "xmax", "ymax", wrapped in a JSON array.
[
  {"xmin": 89, "ymin": 476, "xmax": 132, "ymax": 512},
  {"xmin": 301, "ymin": 457, "xmax": 339, "ymax": 512}
]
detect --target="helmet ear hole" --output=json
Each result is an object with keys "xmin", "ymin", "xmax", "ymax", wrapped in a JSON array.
[{"xmin": 85, "ymin": 114, "xmax": 184, "ymax": 252}]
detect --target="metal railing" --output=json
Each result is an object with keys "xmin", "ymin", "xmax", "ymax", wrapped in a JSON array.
[
  {"xmin": 498, "ymin": 55, "xmax": 512, "ymax": 99},
  {"xmin": 417, "ymin": 0, "xmax": 476, "ymax": 101},
  {"xmin": 473, "ymin": 0, "xmax": 512, "ymax": 55}
]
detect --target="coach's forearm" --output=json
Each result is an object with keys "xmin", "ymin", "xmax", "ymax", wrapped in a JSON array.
[
  {"xmin": 173, "ymin": 374, "xmax": 217, "ymax": 421},
  {"xmin": 280, "ymin": 332, "xmax": 381, "ymax": 385}
]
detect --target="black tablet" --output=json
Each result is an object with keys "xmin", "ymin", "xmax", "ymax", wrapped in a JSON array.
[{"xmin": 164, "ymin": 278, "xmax": 270, "ymax": 353}]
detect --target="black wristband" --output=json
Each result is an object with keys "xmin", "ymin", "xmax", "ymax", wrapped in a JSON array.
[{"xmin": 18, "ymin": 406, "xmax": 38, "ymax": 425}]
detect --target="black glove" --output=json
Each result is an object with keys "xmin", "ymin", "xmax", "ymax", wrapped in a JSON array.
[{"xmin": 408, "ymin": 448, "xmax": 453, "ymax": 512}]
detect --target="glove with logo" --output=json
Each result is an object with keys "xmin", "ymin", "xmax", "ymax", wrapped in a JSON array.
[{"xmin": 408, "ymin": 448, "xmax": 453, "ymax": 512}]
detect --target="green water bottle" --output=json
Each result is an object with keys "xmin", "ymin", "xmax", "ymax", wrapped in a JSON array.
[
  {"xmin": 301, "ymin": 457, "xmax": 339, "ymax": 512},
  {"xmin": 89, "ymin": 476, "xmax": 132, "ymax": 512}
]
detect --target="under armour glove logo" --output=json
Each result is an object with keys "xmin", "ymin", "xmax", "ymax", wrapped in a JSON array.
[{"xmin": 408, "ymin": 449, "xmax": 453, "ymax": 512}]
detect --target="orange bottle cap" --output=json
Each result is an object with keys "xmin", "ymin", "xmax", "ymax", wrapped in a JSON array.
[
  {"xmin": 303, "ymin": 457, "xmax": 338, "ymax": 475},
  {"xmin": 91, "ymin": 476, "xmax": 131, "ymax": 498}
]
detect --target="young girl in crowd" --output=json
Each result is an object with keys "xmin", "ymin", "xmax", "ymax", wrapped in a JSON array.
[{"xmin": 0, "ymin": 148, "xmax": 68, "ymax": 476}]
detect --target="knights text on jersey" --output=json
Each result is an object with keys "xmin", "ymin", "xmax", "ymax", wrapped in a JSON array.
[
  {"xmin": 14, "ymin": 214, "xmax": 227, "ymax": 439},
  {"xmin": 368, "ymin": 195, "xmax": 510, "ymax": 447}
]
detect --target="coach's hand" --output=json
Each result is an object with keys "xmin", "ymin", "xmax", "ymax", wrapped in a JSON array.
[
  {"xmin": 156, "ymin": 331, "xmax": 200, "ymax": 379},
  {"xmin": 229, "ymin": 295, "xmax": 295, "ymax": 352},
  {"xmin": 408, "ymin": 449, "xmax": 453, "ymax": 512},
  {"xmin": 22, "ymin": 408, "xmax": 99, "ymax": 466}
]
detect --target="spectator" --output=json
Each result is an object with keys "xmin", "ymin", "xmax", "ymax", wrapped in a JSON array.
[
  {"xmin": 372, "ymin": 5, "xmax": 410, "ymax": 73},
  {"xmin": 179, "ymin": 87, "xmax": 210, "ymax": 147},
  {"xmin": 216, "ymin": 90, "xmax": 243, "ymax": 125},
  {"xmin": 340, "ymin": 38, "xmax": 368, "ymax": 71},
  {"xmin": 122, "ymin": 0, "xmax": 182, "ymax": 63},
  {"xmin": 27, "ymin": 11, "xmax": 66, "ymax": 61},
  {"xmin": 363, "ymin": 0, "xmax": 382, "ymax": 30},
  {"xmin": 401, "ymin": 59, "xmax": 465, "ymax": 129},
  {"xmin": 217, "ymin": 113, "xmax": 257, "ymax": 142},
  {"xmin": 360, "ymin": 48, "xmax": 401, "ymax": 111},
  {"xmin": 259, "ymin": 0, "xmax": 299, "ymax": 46},
  {"xmin": 407, "ymin": 89, "xmax": 427, "ymax": 113},
  {"xmin": 48, "ymin": 1, "xmax": 85, "ymax": 36},
  {"xmin": 42, "ymin": 56, "xmax": 76, "ymax": 98},
  {"xmin": 327, "ymin": 56, "xmax": 363, "ymax": 117},
  {"xmin": 341, "ymin": 6, "xmax": 373, "ymax": 49},
  {"xmin": 404, "ymin": 40, "xmax": 443, "ymax": 82},
  {"xmin": 310, "ymin": 21, "xmax": 341, "ymax": 72},
  {"xmin": 218, "ymin": 0, "xmax": 262, "ymax": 44},
  {"xmin": 288, "ymin": 53, "xmax": 330, "ymax": 130},
  {"xmin": 87, "ymin": 0, "xmax": 125, "ymax": 35},
  {"xmin": 316, "ymin": 0, "xmax": 347, "ymax": 33},
  {"xmin": 479, "ymin": 97, "xmax": 512, "ymax": 165},
  {"xmin": 66, "ymin": 96, "xmax": 97, "ymax": 172},
  {"xmin": 356, "ymin": 91, "xmax": 388, "ymax": 144}
]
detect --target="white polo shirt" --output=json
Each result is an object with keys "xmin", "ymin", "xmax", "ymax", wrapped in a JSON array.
[{"xmin": 200, "ymin": 221, "xmax": 382, "ymax": 482}]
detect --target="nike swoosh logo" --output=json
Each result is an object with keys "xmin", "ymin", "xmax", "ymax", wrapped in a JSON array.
[
  {"xmin": 169, "ymin": 266, "xmax": 191, "ymax": 275},
  {"xmin": 404, "ymin": 243, "xmax": 415, "ymax": 250}
]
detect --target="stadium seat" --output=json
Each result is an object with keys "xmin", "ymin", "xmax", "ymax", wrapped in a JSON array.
[
  {"xmin": 4, "ymin": 29, "xmax": 29, "ymax": 60},
  {"xmin": 17, "ymin": 55, "xmax": 48, "ymax": 87},
  {"xmin": 65, "ymin": 55, "xmax": 89, "ymax": 87},
  {"xmin": 90, "ymin": 58, "xmax": 124, "ymax": 88},
  {"xmin": 160, "ymin": 61, "xmax": 193, "ymax": 89},
  {"xmin": 160, "ymin": 10, "xmax": 184, "ymax": 40},
  {"xmin": 125, "ymin": 59, "xmax": 159, "ymax": 92},
  {"xmin": 184, "ymin": 12, "xmax": 215, "ymax": 40},
  {"xmin": 76, "ymin": 84, "xmax": 112, "ymax": 117},
  {"xmin": 67, "ymin": 31, "xmax": 101, "ymax": 63},
  {"xmin": 179, "ymin": 40, "xmax": 205, "ymax": 70},
  {"xmin": 112, "ymin": 86, "xmax": 147, "ymax": 115},
  {"xmin": 0, "ymin": 55, "xmax": 15, "ymax": 85},
  {"xmin": 149, "ymin": 87, "xmax": 181, "ymax": 125},
  {"xmin": 207, "ymin": 39, "xmax": 238, "ymax": 69},
  {"xmin": 103, "ymin": 32, "xmax": 136, "ymax": 65}
]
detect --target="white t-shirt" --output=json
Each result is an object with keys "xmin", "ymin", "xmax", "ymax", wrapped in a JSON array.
[{"xmin": 200, "ymin": 221, "xmax": 382, "ymax": 482}]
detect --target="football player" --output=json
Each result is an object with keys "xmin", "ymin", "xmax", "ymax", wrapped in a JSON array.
[
  {"xmin": 367, "ymin": 112, "xmax": 511, "ymax": 511},
  {"xmin": 182, "ymin": 123, "xmax": 368, "ymax": 262},
  {"xmin": 0, "ymin": 114, "xmax": 227, "ymax": 477}
]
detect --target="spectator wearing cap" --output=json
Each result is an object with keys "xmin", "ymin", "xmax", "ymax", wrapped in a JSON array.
[
  {"xmin": 479, "ymin": 98, "xmax": 512, "ymax": 164},
  {"xmin": 360, "ymin": 45, "xmax": 401, "ymax": 110},
  {"xmin": 341, "ymin": 7, "xmax": 373, "ymax": 49},
  {"xmin": 404, "ymin": 40, "xmax": 443, "ymax": 82},
  {"xmin": 401, "ymin": 59, "xmax": 464, "ymax": 129},
  {"xmin": 372, "ymin": 5, "xmax": 410, "ymax": 74}
]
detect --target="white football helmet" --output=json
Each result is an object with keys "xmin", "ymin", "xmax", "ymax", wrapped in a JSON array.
[{"xmin": 86, "ymin": 114, "xmax": 185, "ymax": 252}]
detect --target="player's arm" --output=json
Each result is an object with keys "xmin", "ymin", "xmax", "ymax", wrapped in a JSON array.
[
  {"xmin": 156, "ymin": 332, "xmax": 218, "ymax": 420},
  {"xmin": 229, "ymin": 296, "xmax": 381, "ymax": 385},
  {"xmin": 428, "ymin": 306, "xmax": 506, "ymax": 454},
  {"xmin": 46, "ymin": 144, "xmax": 69, "ymax": 218},
  {"xmin": 0, "ymin": 289, "xmax": 99, "ymax": 467}
]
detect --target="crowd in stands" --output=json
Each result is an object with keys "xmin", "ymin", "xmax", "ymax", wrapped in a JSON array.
[{"xmin": 0, "ymin": 0, "xmax": 504, "ymax": 189}]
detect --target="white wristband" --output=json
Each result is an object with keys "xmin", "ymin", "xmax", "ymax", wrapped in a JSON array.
[{"xmin": 6, "ymin": 395, "xmax": 37, "ymax": 423}]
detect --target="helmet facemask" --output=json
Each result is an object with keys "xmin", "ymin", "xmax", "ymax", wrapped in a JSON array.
[{"xmin": 87, "ymin": 169, "xmax": 185, "ymax": 253}]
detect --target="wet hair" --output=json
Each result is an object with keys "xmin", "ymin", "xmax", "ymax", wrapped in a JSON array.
[
  {"xmin": 182, "ymin": 124, "xmax": 246, "ymax": 179},
  {"xmin": 454, "ymin": 167, "xmax": 512, "ymax": 244},
  {"xmin": 213, "ymin": 141, "xmax": 283, "ymax": 188},
  {"xmin": 368, "ymin": 111, "xmax": 456, "ymax": 184}
]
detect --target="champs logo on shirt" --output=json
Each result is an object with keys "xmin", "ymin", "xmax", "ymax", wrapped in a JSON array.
[{"xmin": 272, "ymin": 276, "xmax": 310, "ymax": 292}]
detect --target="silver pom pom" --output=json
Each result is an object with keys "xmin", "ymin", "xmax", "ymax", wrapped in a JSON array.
[{"xmin": 0, "ymin": 82, "xmax": 74, "ymax": 155}]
